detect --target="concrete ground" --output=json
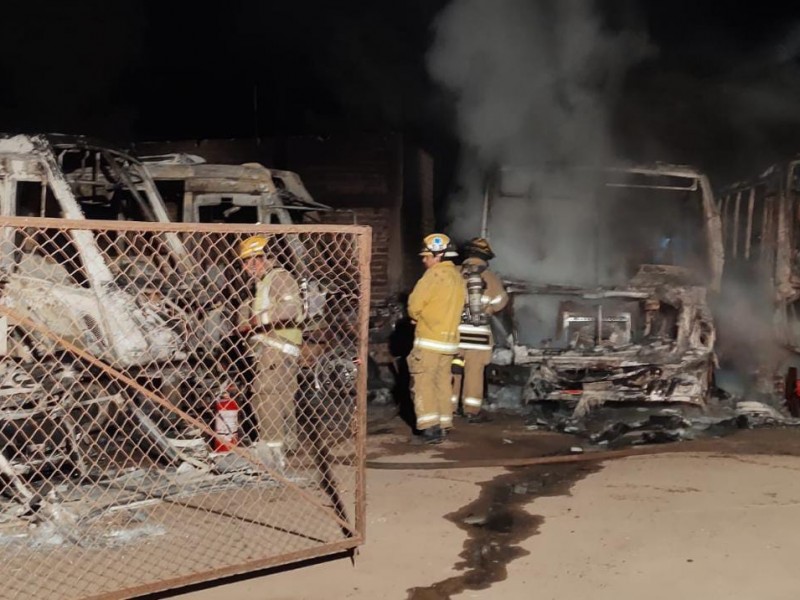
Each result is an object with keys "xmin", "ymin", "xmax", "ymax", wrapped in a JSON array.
[{"xmin": 168, "ymin": 419, "xmax": 800, "ymax": 600}]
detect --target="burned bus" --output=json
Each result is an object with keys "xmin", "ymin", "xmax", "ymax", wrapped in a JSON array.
[
  {"xmin": 484, "ymin": 164, "xmax": 722, "ymax": 415},
  {"xmin": 718, "ymin": 159, "xmax": 800, "ymax": 413}
]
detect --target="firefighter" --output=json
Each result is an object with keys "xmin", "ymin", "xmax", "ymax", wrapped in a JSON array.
[
  {"xmin": 237, "ymin": 235, "xmax": 305, "ymax": 471},
  {"xmin": 451, "ymin": 237, "xmax": 508, "ymax": 422},
  {"xmin": 407, "ymin": 233, "xmax": 466, "ymax": 444}
]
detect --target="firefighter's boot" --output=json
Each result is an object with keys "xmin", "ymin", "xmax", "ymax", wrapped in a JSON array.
[{"xmin": 421, "ymin": 425, "xmax": 444, "ymax": 445}]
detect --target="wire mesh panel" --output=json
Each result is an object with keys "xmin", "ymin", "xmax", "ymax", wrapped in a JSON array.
[{"xmin": 0, "ymin": 217, "xmax": 370, "ymax": 600}]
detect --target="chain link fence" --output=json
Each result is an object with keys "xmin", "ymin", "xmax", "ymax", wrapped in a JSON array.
[{"xmin": 0, "ymin": 217, "xmax": 370, "ymax": 600}]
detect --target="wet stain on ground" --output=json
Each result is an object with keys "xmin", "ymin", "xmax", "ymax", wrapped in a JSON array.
[
  {"xmin": 373, "ymin": 413, "xmax": 578, "ymax": 462},
  {"xmin": 367, "ymin": 413, "xmax": 800, "ymax": 600},
  {"xmin": 405, "ymin": 460, "xmax": 601, "ymax": 600}
]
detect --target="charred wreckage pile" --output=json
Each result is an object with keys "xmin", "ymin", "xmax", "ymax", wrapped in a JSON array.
[{"xmin": 0, "ymin": 134, "xmax": 360, "ymax": 546}]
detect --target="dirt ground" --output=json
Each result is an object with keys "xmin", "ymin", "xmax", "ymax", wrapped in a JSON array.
[{"xmin": 164, "ymin": 416, "xmax": 800, "ymax": 600}]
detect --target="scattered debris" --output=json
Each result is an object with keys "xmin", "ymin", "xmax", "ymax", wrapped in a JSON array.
[
  {"xmin": 523, "ymin": 392, "xmax": 800, "ymax": 449},
  {"xmin": 735, "ymin": 400, "xmax": 787, "ymax": 425},
  {"xmin": 0, "ymin": 449, "xmax": 292, "ymax": 550}
]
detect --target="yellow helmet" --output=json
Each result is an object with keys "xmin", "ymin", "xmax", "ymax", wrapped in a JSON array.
[
  {"xmin": 419, "ymin": 233, "xmax": 451, "ymax": 257},
  {"xmin": 464, "ymin": 237, "xmax": 495, "ymax": 260},
  {"xmin": 239, "ymin": 235, "xmax": 270, "ymax": 259}
]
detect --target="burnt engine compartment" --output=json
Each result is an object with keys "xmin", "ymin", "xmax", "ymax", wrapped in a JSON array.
[{"xmin": 491, "ymin": 269, "xmax": 716, "ymax": 414}]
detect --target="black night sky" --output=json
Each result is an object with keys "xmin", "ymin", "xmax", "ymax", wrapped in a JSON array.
[{"xmin": 2, "ymin": 1, "xmax": 800, "ymax": 182}]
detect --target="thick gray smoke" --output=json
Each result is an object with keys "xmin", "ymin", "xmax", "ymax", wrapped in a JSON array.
[
  {"xmin": 428, "ymin": 1, "xmax": 800, "ymax": 391},
  {"xmin": 428, "ymin": 0, "xmax": 651, "ymax": 286},
  {"xmin": 701, "ymin": 27, "xmax": 800, "ymax": 388}
]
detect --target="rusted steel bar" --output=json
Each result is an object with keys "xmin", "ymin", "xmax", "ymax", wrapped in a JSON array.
[
  {"xmin": 354, "ymin": 228, "xmax": 373, "ymax": 540},
  {"xmin": 745, "ymin": 187, "xmax": 755, "ymax": 260},
  {"xmin": 84, "ymin": 538, "xmax": 363, "ymax": 600},
  {"xmin": 0, "ymin": 215, "xmax": 372, "ymax": 236},
  {"xmin": 732, "ymin": 189, "xmax": 742, "ymax": 258}
]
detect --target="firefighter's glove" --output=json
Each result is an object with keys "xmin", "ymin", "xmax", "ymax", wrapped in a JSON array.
[{"xmin": 451, "ymin": 356, "xmax": 465, "ymax": 375}]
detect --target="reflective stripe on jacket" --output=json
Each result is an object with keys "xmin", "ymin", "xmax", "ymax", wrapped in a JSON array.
[
  {"xmin": 457, "ymin": 323, "xmax": 493, "ymax": 351},
  {"xmin": 252, "ymin": 268, "xmax": 304, "ymax": 345},
  {"xmin": 408, "ymin": 260, "xmax": 465, "ymax": 354}
]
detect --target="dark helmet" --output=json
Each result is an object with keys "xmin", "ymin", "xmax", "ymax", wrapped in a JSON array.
[
  {"xmin": 443, "ymin": 240, "xmax": 459, "ymax": 260},
  {"xmin": 464, "ymin": 237, "xmax": 495, "ymax": 261}
]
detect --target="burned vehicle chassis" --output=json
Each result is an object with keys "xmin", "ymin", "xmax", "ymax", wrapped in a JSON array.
[
  {"xmin": 484, "ymin": 165, "xmax": 722, "ymax": 415},
  {"xmin": 0, "ymin": 136, "xmax": 287, "ymax": 522}
]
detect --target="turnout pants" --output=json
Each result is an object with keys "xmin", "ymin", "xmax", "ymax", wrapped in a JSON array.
[
  {"xmin": 408, "ymin": 346, "xmax": 455, "ymax": 431},
  {"xmin": 252, "ymin": 345, "xmax": 300, "ymax": 450},
  {"xmin": 451, "ymin": 347, "xmax": 492, "ymax": 415}
]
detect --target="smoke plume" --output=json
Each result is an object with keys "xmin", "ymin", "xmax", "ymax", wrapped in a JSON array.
[{"xmin": 427, "ymin": 0, "xmax": 652, "ymax": 285}]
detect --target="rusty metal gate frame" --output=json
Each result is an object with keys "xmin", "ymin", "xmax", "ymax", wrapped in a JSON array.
[{"xmin": 0, "ymin": 216, "xmax": 371, "ymax": 600}]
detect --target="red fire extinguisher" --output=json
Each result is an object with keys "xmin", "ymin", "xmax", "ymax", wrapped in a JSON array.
[{"xmin": 214, "ymin": 385, "xmax": 239, "ymax": 452}]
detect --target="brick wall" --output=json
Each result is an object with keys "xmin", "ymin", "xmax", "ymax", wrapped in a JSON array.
[
  {"xmin": 320, "ymin": 208, "xmax": 392, "ymax": 304},
  {"xmin": 285, "ymin": 135, "xmax": 402, "ymax": 305}
]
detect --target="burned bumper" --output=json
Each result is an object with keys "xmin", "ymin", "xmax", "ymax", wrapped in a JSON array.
[{"xmin": 511, "ymin": 345, "xmax": 714, "ymax": 407}]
